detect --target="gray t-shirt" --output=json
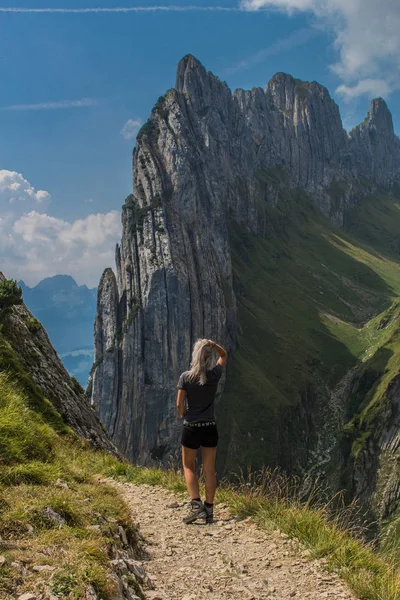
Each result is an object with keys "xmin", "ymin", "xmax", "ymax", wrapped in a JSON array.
[{"xmin": 177, "ymin": 364, "xmax": 223, "ymax": 423}]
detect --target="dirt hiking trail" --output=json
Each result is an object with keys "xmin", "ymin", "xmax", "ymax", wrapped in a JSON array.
[{"xmin": 109, "ymin": 480, "xmax": 357, "ymax": 600}]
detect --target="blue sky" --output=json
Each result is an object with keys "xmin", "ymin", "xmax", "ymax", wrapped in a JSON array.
[{"xmin": 1, "ymin": 0, "xmax": 399, "ymax": 286}]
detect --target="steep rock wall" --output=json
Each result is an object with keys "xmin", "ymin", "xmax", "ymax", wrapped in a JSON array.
[{"xmin": 92, "ymin": 55, "xmax": 400, "ymax": 480}]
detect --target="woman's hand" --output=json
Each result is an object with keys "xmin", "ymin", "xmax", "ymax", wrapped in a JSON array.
[{"xmin": 207, "ymin": 340, "xmax": 228, "ymax": 366}]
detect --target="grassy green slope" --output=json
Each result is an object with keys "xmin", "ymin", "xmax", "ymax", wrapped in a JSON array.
[
  {"xmin": 218, "ymin": 179, "xmax": 400, "ymax": 477},
  {"xmin": 0, "ymin": 325, "xmax": 69, "ymax": 434},
  {"xmin": 0, "ymin": 327, "xmax": 143, "ymax": 599}
]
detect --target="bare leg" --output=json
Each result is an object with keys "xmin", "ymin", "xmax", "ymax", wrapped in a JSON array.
[
  {"xmin": 201, "ymin": 446, "xmax": 217, "ymax": 504},
  {"xmin": 182, "ymin": 446, "xmax": 200, "ymax": 499}
]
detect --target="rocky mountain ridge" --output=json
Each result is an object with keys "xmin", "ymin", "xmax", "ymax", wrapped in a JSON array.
[{"xmin": 92, "ymin": 55, "xmax": 400, "ymax": 525}]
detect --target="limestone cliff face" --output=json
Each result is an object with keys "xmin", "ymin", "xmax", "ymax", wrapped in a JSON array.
[
  {"xmin": 352, "ymin": 373, "xmax": 400, "ymax": 523},
  {"xmin": 0, "ymin": 273, "xmax": 118, "ymax": 454},
  {"xmin": 92, "ymin": 55, "xmax": 400, "ymax": 473}
]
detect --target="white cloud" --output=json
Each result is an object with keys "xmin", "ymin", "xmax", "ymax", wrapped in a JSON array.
[
  {"xmin": 0, "ymin": 98, "xmax": 97, "ymax": 111},
  {"xmin": 241, "ymin": 0, "xmax": 400, "ymax": 99},
  {"xmin": 337, "ymin": 79, "xmax": 392, "ymax": 103},
  {"xmin": 0, "ymin": 170, "xmax": 50, "ymax": 205},
  {"xmin": 0, "ymin": 170, "xmax": 121, "ymax": 287},
  {"xmin": 121, "ymin": 119, "xmax": 142, "ymax": 141}
]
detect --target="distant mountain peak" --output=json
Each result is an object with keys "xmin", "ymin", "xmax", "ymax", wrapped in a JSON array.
[{"xmin": 35, "ymin": 274, "xmax": 78, "ymax": 292}]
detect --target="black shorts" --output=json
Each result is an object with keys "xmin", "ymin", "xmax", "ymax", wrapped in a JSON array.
[{"xmin": 181, "ymin": 422, "xmax": 219, "ymax": 450}]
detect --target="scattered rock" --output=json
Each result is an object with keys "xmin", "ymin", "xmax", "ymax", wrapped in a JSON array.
[
  {"xmin": 41, "ymin": 506, "xmax": 66, "ymax": 527},
  {"xmin": 41, "ymin": 587, "xmax": 59, "ymax": 600},
  {"xmin": 166, "ymin": 502, "xmax": 179, "ymax": 509},
  {"xmin": 85, "ymin": 585, "xmax": 98, "ymax": 600},
  {"xmin": 0, "ymin": 556, "xmax": 6, "ymax": 566},
  {"xmin": 87, "ymin": 524, "xmax": 101, "ymax": 532},
  {"xmin": 110, "ymin": 559, "xmax": 129, "ymax": 575},
  {"xmin": 125, "ymin": 559, "xmax": 145, "ymax": 578},
  {"xmin": 32, "ymin": 564, "xmax": 55, "ymax": 572},
  {"xmin": 18, "ymin": 594, "xmax": 36, "ymax": 600},
  {"xmin": 25, "ymin": 523, "xmax": 34, "ymax": 534},
  {"xmin": 55, "ymin": 478, "xmax": 69, "ymax": 489},
  {"xmin": 118, "ymin": 525, "xmax": 128, "ymax": 545}
]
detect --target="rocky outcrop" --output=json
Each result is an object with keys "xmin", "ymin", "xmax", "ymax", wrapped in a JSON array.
[
  {"xmin": 349, "ymin": 98, "xmax": 400, "ymax": 186},
  {"xmin": 91, "ymin": 54, "xmax": 400, "ymax": 479},
  {"xmin": 352, "ymin": 372, "xmax": 400, "ymax": 523},
  {"xmin": 0, "ymin": 273, "xmax": 119, "ymax": 454}
]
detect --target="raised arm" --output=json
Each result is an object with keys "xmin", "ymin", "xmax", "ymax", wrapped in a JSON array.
[
  {"xmin": 176, "ymin": 389, "xmax": 186, "ymax": 418},
  {"xmin": 207, "ymin": 339, "xmax": 228, "ymax": 367}
]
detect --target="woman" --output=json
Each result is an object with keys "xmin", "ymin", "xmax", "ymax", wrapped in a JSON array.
[{"xmin": 176, "ymin": 338, "xmax": 228, "ymax": 524}]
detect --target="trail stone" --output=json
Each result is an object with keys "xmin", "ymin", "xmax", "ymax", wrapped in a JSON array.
[
  {"xmin": 32, "ymin": 565, "xmax": 55, "ymax": 572},
  {"xmin": 118, "ymin": 525, "xmax": 128, "ymax": 545}
]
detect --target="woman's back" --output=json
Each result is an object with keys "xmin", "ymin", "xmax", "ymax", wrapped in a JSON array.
[{"xmin": 177, "ymin": 363, "xmax": 222, "ymax": 423}]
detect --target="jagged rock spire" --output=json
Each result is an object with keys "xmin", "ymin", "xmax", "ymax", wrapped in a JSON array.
[{"xmin": 365, "ymin": 97, "xmax": 394, "ymax": 134}]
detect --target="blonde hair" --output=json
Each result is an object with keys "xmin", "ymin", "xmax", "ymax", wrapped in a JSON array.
[{"xmin": 187, "ymin": 338, "xmax": 215, "ymax": 385}]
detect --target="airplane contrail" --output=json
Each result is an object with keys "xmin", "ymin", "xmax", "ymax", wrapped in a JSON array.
[{"xmin": 0, "ymin": 5, "xmax": 255, "ymax": 14}]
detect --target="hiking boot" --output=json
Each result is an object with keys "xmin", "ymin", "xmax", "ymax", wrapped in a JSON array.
[
  {"xmin": 182, "ymin": 500, "xmax": 206, "ymax": 524},
  {"xmin": 204, "ymin": 503, "xmax": 214, "ymax": 524}
]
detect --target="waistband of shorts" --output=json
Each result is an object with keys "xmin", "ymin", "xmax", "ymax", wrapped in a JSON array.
[{"xmin": 183, "ymin": 420, "xmax": 216, "ymax": 428}]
